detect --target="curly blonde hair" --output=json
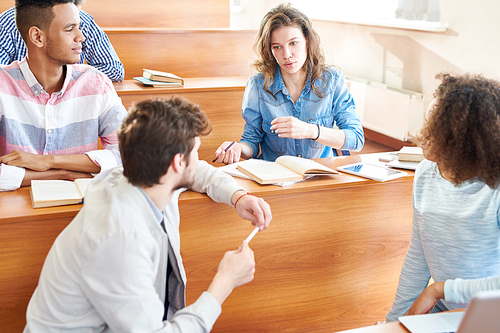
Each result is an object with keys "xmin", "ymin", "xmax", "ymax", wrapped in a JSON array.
[
  {"xmin": 416, "ymin": 73, "xmax": 500, "ymax": 188},
  {"xmin": 253, "ymin": 3, "xmax": 328, "ymax": 98}
]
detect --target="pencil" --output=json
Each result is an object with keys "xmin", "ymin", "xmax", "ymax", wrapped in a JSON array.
[
  {"xmin": 212, "ymin": 141, "xmax": 236, "ymax": 162},
  {"xmin": 245, "ymin": 227, "xmax": 260, "ymax": 244}
]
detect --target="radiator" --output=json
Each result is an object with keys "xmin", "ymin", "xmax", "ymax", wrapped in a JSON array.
[{"xmin": 347, "ymin": 76, "xmax": 425, "ymax": 142}]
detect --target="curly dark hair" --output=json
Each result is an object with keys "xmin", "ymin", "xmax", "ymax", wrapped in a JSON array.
[
  {"xmin": 417, "ymin": 73, "xmax": 500, "ymax": 188},
  {"xmin": 253, "ymin": 3, "xmax": 328, "ymax": 98},
  {"xmin": 119, "ymin": 97, "xmax": 212, "ymax": 187}
]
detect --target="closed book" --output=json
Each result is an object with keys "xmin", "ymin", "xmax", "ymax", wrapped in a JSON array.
[
  {"xmin": 397, "ymin": 146, "xmax": 424, "ymax": 162},
  {"xmin": 142, "ymin": 69, "xmax": 184, "ymax": 84},
  {"xmin": 134, "ymin": 76, "xmax": 183, "ymax": 88}
]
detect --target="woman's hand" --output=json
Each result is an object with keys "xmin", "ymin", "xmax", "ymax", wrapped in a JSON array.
[
  {"xmin": 270, "ymin": 116, "xmax": 317, "ymax": 139},
  {"xmin": 213, "ymin": 141, "xmax": 242, "ymax": 164},
  {"xmin": 406, "ymin": 282, "xmax": 445, "ymax": 316}
]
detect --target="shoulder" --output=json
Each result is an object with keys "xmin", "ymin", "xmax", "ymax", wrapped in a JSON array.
[
  {"xmin": 248, "ymin": 72, "xmax": 265, "ymax": 84},
  {"xmin": 79, "ymin": 10, "xmax": 97, "ymax": 25},
  {"xmin": 321, "ymin": 66, "xmax": 345, "ymax": 82},
  {"xmin": 0, "ymin": 7, "xmax": 16, "ymax": 31},
  {"xmin": 69, "ymin": 64, "xmax": 115, "ymax": 92}
]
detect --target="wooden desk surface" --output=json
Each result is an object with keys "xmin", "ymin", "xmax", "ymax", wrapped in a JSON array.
[
  {"xmin": 113, "ymin": 76, "xmax": 248, "ymax": 96},
  {"xmin": 338, "ymin": 321, "xmax": 408, "ymax": 333},
  {"xmin": 0, "ymin": 154, "xmax": 415, "ymax": 332}
]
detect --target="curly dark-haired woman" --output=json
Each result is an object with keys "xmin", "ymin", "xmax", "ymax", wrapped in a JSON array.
[{"xmin": 387, "ymin": 73, "xmax": 500, "ymax": 321}]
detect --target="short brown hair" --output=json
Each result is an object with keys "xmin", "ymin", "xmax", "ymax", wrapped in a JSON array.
[
  {"xmin": 15, "ymin": 0, "xmax": 75, "ymax": 42},
  {"xmin": 118, "ymin": 97, "xmax": 212, "ymax": 187},
  {"xmin": 417, "ymin": 73, "xmax": 500, "ymax": 188},
  {"xmin": 253, "ymin": 3, "xmax": 327, "ymax": 97}
]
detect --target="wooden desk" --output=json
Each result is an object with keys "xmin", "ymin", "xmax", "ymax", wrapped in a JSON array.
[
  {"xmin": 0, "ymin": 155, "xmax": 414, "ymax": 332},
  {"xmin": 338, "ymin": 321, "xmax": 409, "ymax": 333},
  {"xmin": 114, "ymin": 77, "xmax": 248, "ymax": 164}
]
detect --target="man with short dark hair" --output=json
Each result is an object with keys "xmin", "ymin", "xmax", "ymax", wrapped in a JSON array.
[
  {"xmin": 0, "ymin": 0, "xmax": 124, "ymax": 81},
  {"xmin": 24, "ymin": 97, "xmax": 272, "ymax": 332},
  {"xmin": 0, "ymin": 0, "xmax": 127, "ymax": 191}
]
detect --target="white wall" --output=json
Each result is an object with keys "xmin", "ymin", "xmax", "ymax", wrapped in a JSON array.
[{"xmin": 232, "ymin": 0, "xmax": 500, "ymax": 109}]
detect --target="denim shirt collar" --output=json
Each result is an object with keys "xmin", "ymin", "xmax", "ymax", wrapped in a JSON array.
[
  {"xmin": 270, "ymin": 67, "xmax": 312, "ymax": 97},
  {"xmin": 19, "ymin": 58, "xmax": 72, "ymax": 98}
]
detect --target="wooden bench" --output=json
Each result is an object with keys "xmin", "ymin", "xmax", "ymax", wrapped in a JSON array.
[
  {"xmin": 105, "ymin": 28, "xmax": 257, "ymax": 79},
  {"xmin": 82, "ymin": 0, "xmax": 230, "ymax": 29},
  {"xmin": 114, "ymin": 76, "xmax": 249, "ymax": 164},
  {"xmin": 0, "ymin": 0, "xmax": 230, "ymax": 29}
]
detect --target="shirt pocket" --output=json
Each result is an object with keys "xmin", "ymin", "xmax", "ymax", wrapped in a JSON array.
[
  {"xmin": 262, "ymin": 121, "xmax": 287, "ymax": 154},
  {"xmin": 307, "ymin": 113, "xmax": 334, "ymax": 150}
]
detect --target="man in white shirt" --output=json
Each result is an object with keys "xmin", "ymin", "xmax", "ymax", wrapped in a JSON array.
[{"xmin": 24, "ymin": 96, "xmax": 272, "ymax": 332}]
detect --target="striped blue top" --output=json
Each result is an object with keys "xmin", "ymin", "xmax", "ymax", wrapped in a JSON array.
[{"xmin": 0, "ymin": 7, "xmax": 124, "ymax": 82}]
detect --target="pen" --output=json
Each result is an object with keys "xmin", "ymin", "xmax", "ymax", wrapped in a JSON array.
[
  {"xmin": 245, "ymin": 227, "xmax": 260, "ymax": 244},
  {"xmin": 212, "ymin": 141, "xmax": 236, "ymax": 163}
]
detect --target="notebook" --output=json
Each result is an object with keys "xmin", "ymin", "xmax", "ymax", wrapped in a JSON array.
[{"xmin": 398, "ymin": 290, "xmax": 500, "ymax": 333}]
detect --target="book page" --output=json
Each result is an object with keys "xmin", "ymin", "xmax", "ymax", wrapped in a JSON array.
[
  {"xmin": 276, "ymin": 156, "xmax": 339, "ymax": 175},
  {"xmin": 236, "ymin": 159, "xmax": 303, "ymax": 184},
  {"xmin": 31, "ymin": 180, "xmax": 82, "ymax": 202}
]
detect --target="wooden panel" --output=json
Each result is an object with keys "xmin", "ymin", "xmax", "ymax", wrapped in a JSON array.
[
  {"xmin": 0, "ymin": 216, "xmax": 74, "ymax": 332},
  {"xmin": 82, "ymin": 0, "xmax": 230, "ymax": 29},
  {"xmin": 0, "ymin": 0, "xmax": 230, "ymax": 29},
  {"xmin": 114, "ymin": 77, "xmax": 248, "ymax": 165},
  {"xmin": 0, "ymin": 0, "xmax": 13, "ymax": 12},
  {"xmin": 180, "ymin": 179, "xmax": 413, "ymax": 332},
  {"xmin": 106, "ymin": 29, "xmax": 256, "ymax": 79}
]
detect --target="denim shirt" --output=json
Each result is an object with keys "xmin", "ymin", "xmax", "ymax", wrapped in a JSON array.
[{"xmin": 240, "ymin": 67, "xmax": 364, "ymax": 161}]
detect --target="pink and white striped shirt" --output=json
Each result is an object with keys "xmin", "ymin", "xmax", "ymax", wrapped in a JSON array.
[{"xmin": 0, "ymin": 59, "xmax": 127, "ymax": 191}]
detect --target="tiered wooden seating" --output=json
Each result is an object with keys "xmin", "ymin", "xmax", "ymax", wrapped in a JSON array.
[
  {"xmin": 114, "ymin": 77, "xmax": 248, "ymax": 164},
  {"xmin": 106, "ymin": 28, "xmax": 256, "ymax": 79}
]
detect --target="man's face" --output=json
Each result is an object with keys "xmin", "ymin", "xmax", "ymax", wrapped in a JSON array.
[
  {"xmin": 45, "ymin": 3, "xmax": 85, "ymax": 65},
  {"xmin": 176, "ymin": 137, "xmax": 201, "ymax": 189}
]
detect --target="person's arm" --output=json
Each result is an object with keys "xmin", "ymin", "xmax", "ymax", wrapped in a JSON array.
[
  {"xmin": 191, "ymin": 161, "xmax": 272, "ymax": 230},
  {"xmin": 268, "ymin": 70, "xmax": 364, "ymax": 153},
  {"xmin": 328, "ymin": 70, "xmax": 365, "ymax": 152},
  {"xmin": 0, "ymin": 8, "xmax": 20, "ymax": 65},
  {"xmin": 86, "ymin": 87, "xmax": 128, "ymax": 170},
  {"xmin": 0, "ymin": 151, "xmax": 100, "ymax": 174},
  {"xmin": 79, "ymin": 11, "xmax": 125, "ymax": 82},
  {"xmin": 81, "ymin": 232, "xmax": 222, "ymax": 333},
  {"xmin": 207, "ymin": 241, "xmax": 255, "ymax": 304},
  {"xmin": 269, "ymin": 116, "xmax": 347, "ymax": 149},
  {"xmin": 215, "ymin": 77, "xmax": 265, "ymax": 164},
  {"xmin": 386, "ymin": 210, "xmax": 432, "ymax": 322}
]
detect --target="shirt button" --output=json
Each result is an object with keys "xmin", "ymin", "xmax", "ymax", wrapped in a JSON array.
[{"xmin": 47, "ymin": 129, "xmax": 52, "ymax": 134}]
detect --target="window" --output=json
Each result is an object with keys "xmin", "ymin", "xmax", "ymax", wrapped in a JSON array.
[{"xmin": 292, "ymin": 0, "xmax": 446, "ymax": 32}]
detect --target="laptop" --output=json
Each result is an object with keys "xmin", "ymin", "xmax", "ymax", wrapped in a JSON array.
[{"xmin": 398, "ymin": 289, "xmax": 500, "ymax": 333}]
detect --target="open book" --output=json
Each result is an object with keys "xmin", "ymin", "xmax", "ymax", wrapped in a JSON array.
[
  {"xmin": 30, "ymin": 178, "xmax": 93, "ymax": 208},
  {"xmin": 236, "ymin": 156, "xmax": 340, "ymax": 185}
]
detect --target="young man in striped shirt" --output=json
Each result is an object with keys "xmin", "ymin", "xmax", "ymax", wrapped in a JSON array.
[
  {"xmin": 0, "ymin": 0, "xmax": 127, "ymax": 191},
  {"xmin": 0, "ymin": 0, "xmax": 125, "ymax": 82}
]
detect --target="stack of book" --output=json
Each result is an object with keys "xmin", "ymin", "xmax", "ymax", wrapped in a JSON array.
[
  {"xmin": 397, "ymin": 146, "xmax": 424, "ymax": 162},
  {"xmin": 134, "ymin": 69, "xmax": 184, "ymax": 87}
]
